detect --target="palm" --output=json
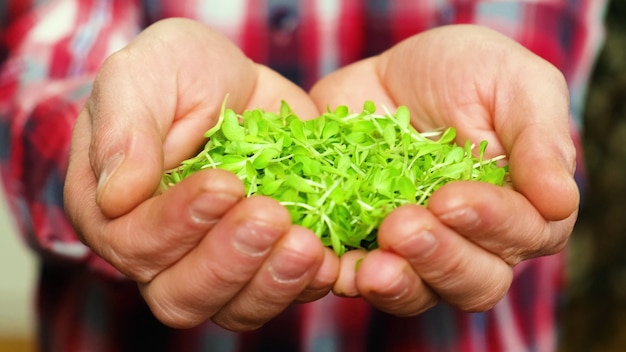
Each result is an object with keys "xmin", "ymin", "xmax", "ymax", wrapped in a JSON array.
[{"xmin": 311, "ymin": 24, "xmax": 578, "ymax": 315}]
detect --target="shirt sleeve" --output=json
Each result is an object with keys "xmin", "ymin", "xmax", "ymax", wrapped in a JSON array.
[{"xmin": 0, "ymin": 0, "xmax": 141, "ymax": 278}]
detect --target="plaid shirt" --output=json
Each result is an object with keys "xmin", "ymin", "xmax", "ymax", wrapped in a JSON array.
[{"xmin": 0, "ymin": 1, "xmax": 607, "ymax": 351}]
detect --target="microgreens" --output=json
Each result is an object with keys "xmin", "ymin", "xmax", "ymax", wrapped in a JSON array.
[{"xmin": 162, "ymin": 100, "xmax": 508, "ymax": 256}]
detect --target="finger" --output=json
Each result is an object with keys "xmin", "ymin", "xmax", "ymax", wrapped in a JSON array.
[
  {"xmin": 308, "ymin": 57, "xmax": 397, "ymax": 115},
  {"xmin": 74, "ymin": 169, "xmax": 244, "ymax": 282},
  {"xmin": 355, "ymin": 249, "xmax": 439, "ymax": 317},
  {"xmin": 506, "ymin": 123, "xmax": 579, "ymax": 221},
  {"xmin": 490, "ymin": 46, "xmax": 578, "ymax": 221},
  {"xmin": 245, "ymin": 64, "xmax": 320, "ymax": 120},
  {"xmin": 332, "ymin": 249, "xmax": 368, "ymax": 297},
  {"xmin": 490, "ymin": 35, "xmax": 578, "ymax": 221},
  {"xmin": 65, "ymin": 110, "xmax": 103, "ymax": 233},
  {"xmin": 295, "ymin": 247, "xmax": 340, "ymax": 303},
  {"xmin": 377, "ymin": 204, "xmax": 513, "ymax": 312},
  {"xmin": 211, "ymin": 226, "xmax": 326, "ymax": 331},
  {"xmin": 138, "ymin": 196, "xmax": 292, "ymax": 329},
  {"xmin": 427, "ymin": 181, "xmax": 576, "ymax": 265}
]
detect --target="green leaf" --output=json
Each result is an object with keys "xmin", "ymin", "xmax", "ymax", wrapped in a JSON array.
[
  {"xmin": 285, "ymin": 174, "xmax": 317, "ymax": 193},
  {"xmin": 280, "ymin": 100, "xmax": 292, "ymax": 117},
  {"xmin": 252, "ymin": 147, "xmax": 281, "ymax": 169},
  {"xmin": 351, "ymin": 120, "xmax": 376, "ymax": 133},
  {"xmin": 226, "ymin": 141, "xmax": 261, "ymax": 155},
  {"xmin": 222, "ymin": 109, "xmax": 245, "ymax": 142},
  {"xmin": 480, "ymin": 165, "xmax": 507, "ymax": 185},
  {"xmin": 444, "ymin": 146, "xmax": 465, "ymax": 164},
  {"xmin": 162, "ymin": 99, "xmax": 509, "ymax": 257},
  {"xmin": 300, "ymin": 156, "xmax": 322, "ymax": 176},
  {"xmin": 336, "ymin": 154, "xmax": 352, "ymax": 174},
  {"xmin": 383, "ymin": 123, "xmax": 396, "ymax": 148},
  {"xmin": 334, "ymin": 105, "xmax": 349, "ymax": 118},
  {"xmin": 290, "ymin": 118, "xmax": 307, "ymax": 141},
  {"xmin": 322, "ymin": 121, "xmax": 340, "ymax": 140},
  {"xmin": 266, "ymin": 162, "xmax": 285, "ymax": 177},
  {"xmin": 435, "ymin": 162, "xmax": 471, "ymax": 180},
  {"xmin": 245, "ymin": 160, "xmax": 257, "ymax": 180},
  {"xmin": 395, "ymin": 106, "xmax": 410, "ymax": 129},
  {"xmin": 305, "ymin": 115, "xmax": 326, "ymax": 139},
  {"xmin": 438, "ymin": 127, "xmax": 456, "ymax": 144},
  {"xmin": 479, "ymin": 140, "xmax": 488, "ymax": 161},
  {"xmin": 245, "ymin": 116, "xmax": 259, "ymax": 136},
  {"xmin": 395, "ymin": 175, "xmax": 416, "ymax": 200},
  {"xmin": 363, "ymin": 100, "xmax": 376, "ymax": 114},
  {"xmin": 259, "ymin": 178, "xmax": 285, "ymax": 195},
  {"xmin": 344, "ymin": 131, "xmax": 367, "ymax": 144},
  {"xmin": 205, "ymin": 96, "xmax": 229, "ymax": 137}
]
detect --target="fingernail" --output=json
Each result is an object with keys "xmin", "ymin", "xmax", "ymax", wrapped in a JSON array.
[
  {"xmin": 396, "ymin": 230, "xmax": 438, "ymax": 259},
  {"xmin": 268, "ymin": 237, "xmax": 310, "ymax": 284},
  {"xmin": 439, "ymin": 207, "xmax": 480, "ymax": 230},
  {"xmin": 412, "ymin": 230, "xmax": 438, "ymax": 258},
  {"xmin": 384, "ymin": 272, "xmax": 409, "ymax": 301},
  {"xmin": 190, "ymin": 192, "xmax": 240, "ymax": 225},
  {"xmin": 97, "ymin": 153, "xmax": 124, "ymax": 199},
  {"xmin": 232, "ymin": 220, "xmax": 282, "ymax": 257}
]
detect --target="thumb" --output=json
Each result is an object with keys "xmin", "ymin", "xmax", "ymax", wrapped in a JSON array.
[
  {"xmin": 87, "ymin": 19, "xmax": 261, "ymax": 218},
  {"xmin": 88, "ymin": 97, "xmax": 164, "ymax": 219}
]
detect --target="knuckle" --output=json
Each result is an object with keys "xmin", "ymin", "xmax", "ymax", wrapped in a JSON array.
[
  {"xmin": 211, "ymin": 297, "xmax": 279, "ymax": 332},
  {"xmin": 388, "ymin": 295, "xmax": 440, "ymax": 318},
  {"xmin": 545, "ymin": 230, "xmax": 570, "ymax": 256},
  {"xmin": 155, "ymin": 309, "xmax": 203, "ymax": 329},
  {"xmin": 294, "ymin": 287, "xmax": 331, "ymax": 303},
  {"xmin": 504, "ymin": 223, "xmax": 572, "ymax": 265},
  {"xmin": 141, "ymin": 289, "xmax": 206, "ymax": 329},
  {"xmin": 456, "ymin": 272, "xmax": 512, "ymax": 312},
  {"xmin": 203, "ymin": 260, "xmax": 248, "ymax": 289},
  {"xmin": 425, "ymin": 253, "xmax": 513, "ymax": 313},
  {"xmin": 101, "ymin": 247, "xmax": 155, "ymax": 283},
  {"xmin": 98, "ymin": 234, "xmax": 161, "ymax": 283},
  {"xmin": 212, "ymin": 315, "xmax": 264, "ymax": 332},
  {"xmin": 498, "ymin": 218, "xmax": 562, "ymax": 265},
  {"xmin": 459, "ymin": 298, "xmax": 499, "ymax": 313},
  {"xmin": 420, "ymin": 249, "xmax": 468, "ymax": 287}
]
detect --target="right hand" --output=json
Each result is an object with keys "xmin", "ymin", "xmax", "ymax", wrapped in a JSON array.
[{"xmin": 64, "ymin": 18, "xmax": 338, "ymax": 331}]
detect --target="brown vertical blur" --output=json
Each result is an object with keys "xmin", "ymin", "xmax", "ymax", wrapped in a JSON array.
[{"xmin": 561, "ymin": 1, "xmax": 626, "ymax": 351}]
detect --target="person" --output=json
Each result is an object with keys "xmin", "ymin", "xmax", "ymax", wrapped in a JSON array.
[{"xmin": 0, "ymin": 1, "xmax": 607, "ymax": 351}]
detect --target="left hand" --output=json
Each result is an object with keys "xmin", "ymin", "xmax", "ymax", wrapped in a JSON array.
[
  {"xmin": 309, "ymin": 24, "xmax": 579, "ymax": 315},
  {"xmin": 64, "ymin": 19, "xmax": 337, "ymax": 330}
]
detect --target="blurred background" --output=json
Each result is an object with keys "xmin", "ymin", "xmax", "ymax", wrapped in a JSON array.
[
  {"xmin": 561, "ymin": 1, "xmax": 626, "ymax": 351},
  {"xmin": 0, "ymin": 187, "xmax": 37, "ymax": 352},
  {"xmin": 1, "ymin": 2, "xmax": 626, "ymax": 352}
]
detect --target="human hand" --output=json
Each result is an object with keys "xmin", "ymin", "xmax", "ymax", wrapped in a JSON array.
[
  {"xmin": 64, "ymin": 18, "xmax": 338, "ymax": 330},
  {"xmin": 309, "ymin": 24, "xmax": 578, "ymax": 315}
]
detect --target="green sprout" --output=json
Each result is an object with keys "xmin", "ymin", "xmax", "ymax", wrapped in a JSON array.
[{"xmin": 162, "ymin": 100, "xmax": 508, "ymax": 256}]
